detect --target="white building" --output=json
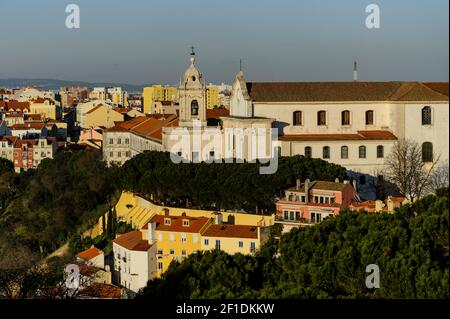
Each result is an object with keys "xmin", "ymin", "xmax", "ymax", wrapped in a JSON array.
[{"xmin": 112, "ymin": 230, "xmax": 157, "ymax": 293}]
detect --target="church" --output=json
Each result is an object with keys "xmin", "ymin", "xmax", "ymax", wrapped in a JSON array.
[
  {"xmin": 162, "ymin": 50, "xmax": 448, "ymax": 173},
  {"xmin": 105, "ymin": 49, "xmax": 449, "ymax": 196}
]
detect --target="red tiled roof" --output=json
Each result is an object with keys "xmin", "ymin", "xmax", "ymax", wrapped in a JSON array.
[
  {"xmin": 9, "ymin": 122, "xmax": 46, "ymax": 130},
  {"xmin": 105, "ymin": 114, "xmax": 179, "ymax": 142},
  {"xmin": 6, "ymin": 101, "xmax": 30, "ymax": 111},
  {"xmin": 85, "ymin": 105, "xmax": 103, "ymax": 114},
  {"xmin": 76, "ymin": 246, "xmax": 103, "ymax": 261},
  {"xmin": 14, "ymin": 139, "xmax": 36, "ymax": 148},
  {"xmin": 112, "ymin": 230, "xmax": 151, "ymax": 251},
  {"xmin": 279, "ymin": 130, "xmax": 397, "ymax": 142},
  {"xmin": 202, "ymin": 224, "xmax": 259, "ymax": 239},
  {"xmin": 144, "ymin": 215, "xmax": 210, "ymax": 233},
  {"xmin": 206, "ymin": 108, "xmax": 229, "ymax": 119},
  {"xmin": 245, "ymin": 82, "xmax": 449, "ymax": 102},
  {"xmin": 423, "ymin": 82, "xmax": 449, "ymax": 97},
  {"xmin": 79, "ymin": 283, "xmax": 122, "ymax": 299},
  {"xmin": 0, "ymin": 136, "xmax": 17, "ymax": 144}
]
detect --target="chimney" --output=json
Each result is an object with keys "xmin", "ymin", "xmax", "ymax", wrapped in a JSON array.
[
  {"xmin": 353, "ymin": 61, "xmax": 358, "ymax": 81},
  {"xmin": 304, "ymin": 179, "xmax": 310, "ymax": 199},
  {"xmin": 147, "ymin": 222, "xmax": 156, "ymax": 243},
  {"xmin": 214, "ymin": 212, "xmax": 223, "ymax": 225},
  {"xmin": 296, "ymin": 179, "xmax": 301, "ymax": 190}
]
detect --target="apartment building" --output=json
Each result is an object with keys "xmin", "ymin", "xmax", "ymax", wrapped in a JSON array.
[
  {"xmin": 112, "ymin": 230, "xmax": 157, "ymax": 293},
  {"xmin": 275, "ymin": 179, "xmax": 358, "ymax": 233}
]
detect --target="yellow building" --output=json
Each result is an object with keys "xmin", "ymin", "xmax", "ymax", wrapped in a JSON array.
[
  {"xmin": 30, "ymin": 98, "xmax": 58, "ymax": 120},
  {"xmin": 206, "ymin": 85, "xmax": 219, "ymax": 109},
  {"xmin": 142, "ymin": 215, "xmax": 212, "ymax": 277},
  {"xmin": 84, "ymin": 104, "xmax": 124, "ymax": 128},
  {"xmin": 143, "ymin": 85, "xmax": 177, "ymax": 114}
]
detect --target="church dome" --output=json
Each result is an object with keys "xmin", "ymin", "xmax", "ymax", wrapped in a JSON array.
[{"xmin": 181, "ymin": 50, "xmax": 203, "ymax": 89}]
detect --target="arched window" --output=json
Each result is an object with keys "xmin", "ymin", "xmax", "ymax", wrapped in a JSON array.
[
  {"xmin": 377, "ymin": 145, "xmax": 384, "ymax": 158},
  {"xmin": 304, "ymin": 146, "xmax": 312, "ymax": 158},
  {"xmin": 191, "ymin": 100, "xmax": 199, "ymax": 116},
  {"xmin": 359, "ymin": 145, "xmax": 366, "ymax": 159},
  {"xmin": 422, "ymin": 142, "xmax": 433, "ymax": 162},
  {"xmin": 293, "ymin": 111, "xmax": 302, "ymax": 126},
  {"xmin": 317, "ymin": 111, "xmax": 326, "ymax": 126},
  {"xmin": 365, "ymin": 110, "xmax": 374, "ymax": 125},
  {"xmin": 341, "ymin": 146, "xmax": 348, "ymax": 159},
  {"xmin": 422, "ymin": 106, "xmax": 431, "ymax": 125},
  {"xmin": 341, "ymin": 110, "xmax": 350, "ymax": 125},
  {"xmin": 323, "ymin": 146, "xmax": 330, "ymax": 159}
]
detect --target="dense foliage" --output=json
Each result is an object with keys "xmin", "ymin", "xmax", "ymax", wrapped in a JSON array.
[
  {"xmin": 139, "ymin": 191, "xmax": 449, "ymax": 299},
  {"xmin": 118, "ymin": 151, "xmax": 347, "ymax": 211},
  {"xmin": 0, "ymin": 150, "xmax": 118, "ymax": 253}
]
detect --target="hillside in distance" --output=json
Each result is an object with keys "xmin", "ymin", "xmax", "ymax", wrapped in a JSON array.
[{"xmin": 0, "ymin": 78, "xmax": 150, "ymax": 93}]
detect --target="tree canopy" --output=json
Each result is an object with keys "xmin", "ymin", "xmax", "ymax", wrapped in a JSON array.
[{"xmin": 139, "ymin": 190, "xmax": 449, "ymax": 299}]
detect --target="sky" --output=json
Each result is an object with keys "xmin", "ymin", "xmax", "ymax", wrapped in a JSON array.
[{"xmin": 0, "ymin": 0, "xmax": 448, "ymax": 85}]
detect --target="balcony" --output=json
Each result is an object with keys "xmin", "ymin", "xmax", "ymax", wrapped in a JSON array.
[{"xmin": 274, "ymin": 215, "xmax": 317, "ymax": 225}]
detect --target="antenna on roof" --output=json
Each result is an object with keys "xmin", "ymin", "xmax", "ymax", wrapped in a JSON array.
[{"xmin": 353, "ymin": 61, "xmax": 358, "ymax": 82}]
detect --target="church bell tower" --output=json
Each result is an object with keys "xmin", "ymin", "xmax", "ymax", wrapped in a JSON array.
[{"xmin": 178, "ymin": 47, "xmax": 207, "ymax": 127}]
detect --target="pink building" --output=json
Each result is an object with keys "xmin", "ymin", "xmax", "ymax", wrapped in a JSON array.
[{"xmin": 275, "ymin": 179, "xmax": 357, "ymax": 232}]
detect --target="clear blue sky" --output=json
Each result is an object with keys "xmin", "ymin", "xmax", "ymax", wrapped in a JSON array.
[{"xmin": 0, "ymin": 0, "xmax": 448, "ymax": 85}]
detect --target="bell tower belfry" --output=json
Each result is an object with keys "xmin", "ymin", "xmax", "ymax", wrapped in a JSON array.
[{"xmin": 178, "ymin": 47, "xmax": 207, "ymax": 127}]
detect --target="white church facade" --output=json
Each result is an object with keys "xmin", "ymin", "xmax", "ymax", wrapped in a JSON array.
[{"xmin": 105, "ymin": 51, "xmax": 449, "ymax": 195}]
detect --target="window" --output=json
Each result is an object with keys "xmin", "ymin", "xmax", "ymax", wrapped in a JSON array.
[
  {"xmin": 109, "ymin": 138, "xmax": 113, "ymax": 144},
  {"xmin": 377, "ymin": 145, "xmax": 384, "ymax": 158},
  {"xmin": 304, "ymin": 146, "xmax": 312, "ymax": 158},
  {"xmin": 109, "ymin": 152, "xmax": 113, "ymax": 157},
  {"xmin": 125, "ymin": 138, "xmax": 130, "ymax": 144},
  {"xmin": 181, "ymin": 249, "xmax": 187, "ymax": 256},
  {"xmin": 238, "ymin": 241, "xmax": 243, "ymax": 248},
  {"xmin": 341, "ymin": 110, "xmax": 350, "ymax": 125},
  {"xmin": 204, "ymin": 239, "xmax": 209, "ymax": 246},
  {"xmin": 164, "ymin": 218, "xmax": 171, "ymax": 225},
  {"xmin": 126, "ymin": 151, "xmax": 131, "ymax": 157},
  {"xmin": 317, "ymin": 111, "xmax": 326, "ymax": 126},
  {"xmin": 365, "ymin": 110, "xmax": 374, "ymax": 125},
  {"xmin": 181, "ymin": 234, "xmax": 187, "ymax": 243},
  {"xmin": 359, "ymin": 175, "xmax": 366, "ymax": 185},
  {"xmin": 191, "ymin": 100, "xmax": 199, "ymax": 116},
  {"xmin": 169, "ymin": 249, "xmax": 174, "ymax": 255},
  {"xmin": 117, "ymin": 152, "xmax": 121, "ymax": 158},
  {"xmin": 359, "ymin": 146, "xmax": 366, "ymax": 159},
  {"xmin": 157, "ymin": 262, "xmax": 163, "ymax": 270},
  {"xmin": 283, "ymin": 211, "xmax": 289, "ymax": 220},
  {"xmin": 323, "ymin": 146, "xmax": 330, "ymax": 159},
  {"xmin": 422, "ymin": 142, "xmax": 433, "ymax": 162},
  {"xmin": 422, "ymin": 106, "xmax": 431, "ymax": 125},
  {"xmin": 341, "ymin": 146, "xmax": 348, "ymax": 159},
  {"xmin": 117, "ymin": 138, "xmax": 121, "ymax": 144},
  {"xmin": 250, "ymin": 242, "xmax": 256, "ymax": 253},
  {"xmin": 157, "ymin": 249, "xmax": 163, "ymax": 255},
  {"xmin": 293, "ymin": 111, "xmax": 302, "ymax": 126},
  {"xmin": 215, "ymin": 240, "xmax": 221, "ymax": 250},
  {"xmin": 182, "ymin": 219, "xmax": 190, "ymax": 227}
]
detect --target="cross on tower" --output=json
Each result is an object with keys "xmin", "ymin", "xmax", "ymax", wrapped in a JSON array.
[{"xmin": 190, "ymin": 46, "xmax": 195, "ymax": 56}]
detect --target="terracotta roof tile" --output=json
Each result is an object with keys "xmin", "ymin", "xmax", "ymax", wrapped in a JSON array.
[
  {"xmin": 76, "ymin": 246, "xmax": 103, "ymax": 261},
  {"xmin": 144, "ymin": 215, "xmax": 210, "ymax": 233},
  {"xmin": 202, "ymin": 224, "xmax": 259, "ymax": 239},
  {"xmin": 245, "ymin": 82, "xmax": 449, "ymax": 102},
  {"xmin": 79, "ymin": 283, "xmax": 122, "ymax": 299},
  {"xmin": 112, "ymin": 230, "xmax": 151, "ymax": 251}
]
